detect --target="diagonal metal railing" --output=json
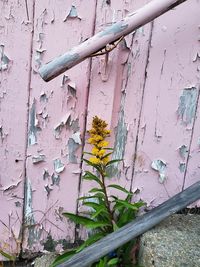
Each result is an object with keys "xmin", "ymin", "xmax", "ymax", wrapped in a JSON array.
[
  {"xmin": 38, "ymin": 0, "xmax": 188, "ymax": 82},
  {"xmin": 58, "ymin": 181, "xmax": 200, "ymax": 267}
]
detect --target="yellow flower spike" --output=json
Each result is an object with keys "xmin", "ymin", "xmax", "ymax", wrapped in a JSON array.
[
  {"xmin": 89, "ymin": 157, "xmax": 101, "ymax": 165},
  {"xmin": 88, "ymin": 137, "xmax": 95, "ymax": 145},
  {"xmin": 87, "ymin": 116, "xmax": 112, "ymax": 166},
  {"xmin": 105, "ymin": 130, "xmax": 111, "ymax": 135},
  {"xmin": 102, "ymin": 156, "xmax": 110, "ymax": 164},
  {"xmin": 91, "ymin": 147, "xmax": 99, "ymax": 155},
  {"xmin": 97, "ymin": 149, "xmax": 105, "ymax": 158},
  {"xmin": 93, "ymin": 135, "xmax": 104, "ymax": 142},
  {"xmin": 97, "ymin": 140, "xmax": 109, "ymax": 148}
]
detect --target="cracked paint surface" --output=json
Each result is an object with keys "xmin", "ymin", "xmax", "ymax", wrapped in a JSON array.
[
  {"xmin": 0, "ymin": 45, "xmax": 11, "ymax": 71},
  {"xmin": 64, "ymin": 5, "xmax": 81, "ymax": 21},
  {"xmin": 22, "ymin": 0, "xmax": 97, "ymax": 256},
  {"xmin": 1, "ymin": 0, "xmax": 200, "ymax": 259},
  {"xmin": 0, "ymin": 0, "xmax": 34, "ymax": 260},
  {"xmin": 151, "ymin": 159, "xmax": 167, "ymax": 183},
  {"xmin": 177, "ymin": 87, "xmax": 198, "ymax": 125}
]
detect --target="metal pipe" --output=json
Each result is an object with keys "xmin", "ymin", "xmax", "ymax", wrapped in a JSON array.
[{"xmin": 39, "ymin": 0, "xmax": 188, "ymax": 82}]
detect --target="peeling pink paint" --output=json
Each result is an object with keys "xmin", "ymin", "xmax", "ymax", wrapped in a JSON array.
[
  {"xmin": 22, "ymin": 0, "xmax": 98, "ymax": 256},
  {"xmin": 0, "ymin": 0, "xmax": 34, "ymax": 259},
  {"xmin": 0, "ymin": 0, "xmax": 200, "ymax": 259}
]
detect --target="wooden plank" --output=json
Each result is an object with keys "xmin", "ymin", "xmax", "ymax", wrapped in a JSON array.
[
  {"xmin": 0, "ymin": 0, "xmax": 33, "ymax": 259},
  {"xmin": 22, "ymin": 0, "xmax": 97, "ymax": 256},
  {"xmin": 179, "ymin": 3, "xmax": 200, "ymax": 193},
  {"xmin": 58, "ymin": 181, "xmax": 200, "ymax": 267},
  {"xmin": 131, "ymin": 0, "xmax": 200, "ymax": 206},
  {"xmin": 80, "ymin": 0, "xmax": 152, "ymax": 227},
  {"xmin": 38, "ymin": 0, "xmax": 188, "ymax": 81}
]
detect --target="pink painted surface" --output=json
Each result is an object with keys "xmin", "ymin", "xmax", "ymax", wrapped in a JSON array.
[
  {"xmin": 131, "ymin": 0, "xmax": 200, "ymax": 207},
  {"xmin": 0, "ymin": 0, "xmax": 33, "ymax": 259},
  {"xmin": 22, "ymin": 0, "xmax": 97, "ymax": 256},
  {"xmin": 0, "ymin": 0, "xmax": 199, "ymax": 259}
]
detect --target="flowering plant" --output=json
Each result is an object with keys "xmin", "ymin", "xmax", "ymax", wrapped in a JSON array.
[{"xmin": 52, "ymin": 116, "xmax": 144, "ymax": 267}]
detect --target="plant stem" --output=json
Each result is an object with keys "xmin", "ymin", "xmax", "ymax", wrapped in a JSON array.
[{"xmin": 100, "ymin": 169, "xmax": 114, "ymax": 231}]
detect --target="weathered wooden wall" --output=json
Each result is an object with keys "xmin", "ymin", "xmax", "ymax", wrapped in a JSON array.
[{"xmin": 0, "ymin": 0, "xmax": 199, "ymax": 259}]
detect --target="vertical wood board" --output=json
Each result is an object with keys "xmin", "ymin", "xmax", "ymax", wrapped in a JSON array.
[{"xmin": 0, "ymin": 0, "xmax": 33, "ymax": 260}]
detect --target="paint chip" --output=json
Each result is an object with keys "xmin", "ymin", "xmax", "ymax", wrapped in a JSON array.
[
  {"xmin": 0, "ymin": 45, "xmax": 10, "ymax": 71},
  {"xmin": 64, "ymin": 5, "xmax": 81, "ymax": 21},
  {"xmin": 71, "ymin": 132, "xmax": 82, "ymax": 145},
  {"xmin": 193, "ymin": 52, "xmax": 200, "ymax": 62},
  {"xmin": 15, "ymin": 201, "xmax": 21, "ymax": 207},
  {"xmin": 40, "ymin": 91, "xmax": 48, "ymax": 102},
  {"xmin": 35, "ymin": 49, "xmax": 46, "ymax": 69},
  {"xmin": 54, "ymin": 112, "xmax": 71, "ymax": 139},
  {"xmin": 32, "ymin": 154, "xmax": 45, "ymax": 164},
  {"xmin": 99, "ymin": 21, "xmax": 128, "ymax": 37},
  {"xmin": 151, "ymin": 159, "xmax": 167, "ymax": 183},
  {"xmin": 68, "ymin": 81, "xmax": 77, "ymax": 97},
  {"xmin": 198, "ymin": 138, "xmax": 200, "ymax": 146},
  {"xmin": 71, "ymin": 119, "xmax": 80, "ymax": 132},
  {"xmin": 45, "ymin": 185, "xmax": 53, "ymax": 197},
  {"xmin": 61, "ymin": 75, "xmax": 70, "ymax": 87},
  {"xmin": 28, "ymin": 100, "xmax": 41, "ymax": 145},
  {"xmin": 67, "ymin": 138, "xmax": 79, "ymax": 163},
  {"xmin": 51, "ymin": 173, "xmax": 60, "ymax": 186},
  {"xmin": 54, "ymin": 158, "xmax": 65, "ymax": 174},
  {"xmin": 43, "ymin": 169, "xmax": 50, "ymax": 180},
  {"xmin": 178, "ymin": 144, "xmax": 188, "ymax": 159},
  {"xmin": 179, "ymin": 162, "xmax": 186, "ymax": 173},
  {"xmin": 177, "ymin": 87, "xmax": 198, "ymax": 125},
  {"xmin": 108, "ymin": 102, "xmax": 127, "ymax": 177},
  {"xmin": 72, "ymin": 168, "xmax": 82, "ymax": 174},
  {"xmin": 1, "ymin": 179, "xmax": 22, "ymax": 192},
  {"xmin": 0, "ymin": 125, "xmax": 8, "ymax": 143}
]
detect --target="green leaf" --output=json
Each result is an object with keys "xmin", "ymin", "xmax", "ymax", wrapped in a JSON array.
[
  {"xmin": 63, "ymin": 212, "xmax": 91, "ymax": 224},
  {"xmin": 83, "ymin": 202, "xmax": 108, "ymax": 214},
  {"xmin": 0, "ymin": 250, "xmax": 16, "ymax": 261},
  {"xmin": 108, "ymin": 257, "xmax": 119, "ymax": 266},
  {"xmin": 117, "ymin": 209, "xmax": 136, "ymax": 227},
  {"xmin": 106, "ymin": 159, "xmax": 122, "ymax": 166},
  {"xmin": 76, "ymin": 232, "xmax": 105, "ymax": 253},
  {"xmin": 107, "ymin": 184, "xmax": 132, "ymax": 195},
  {"xmin": 101, "ymin": 152, "xmax": 113, "ymax": 160},
  {"xmin": 63, "ymin": 212, "xmax": 110, "ymax": 229},
  {"xmin": 95, "ymin": 257, "xmax": 108, "ymax": 267},
  {"xmin": 78, "ymin": 192, "xmax": 105, "ymax": 201},
  {"xmin": 84, "ymin": 201, "xmax": 110, "ymax": 221},
  {"xmin": 112, "ymin": 221, "xmax": 119, "ymax": 231},
  {"xmin": 115, "ymin": 199, "xmax": 139, "ymax": 211},
  {"xmin": 50, "ymin": 249, "xmax": 76, "ymax": 267},
  {"xmin": 83, "ymin": 159, "xmax": 102, "ymax": 172},
  {"xmin": 133, "ymin": 201, "xmax": 146, "ymax": 209},
  {"xmin": 125, "ymin": 193, "xmax": 133, "ymax": 203},
  {"xmin": 120, "ymin": 240, "xmax": 137, "ymax": 266},
  {"xmin": 89, "ymin": 188, "xmax": 104, "ymax": 194},
  {"xmin": 110, "ymin": 195, "xmax": 118, "ymax": 200},
  {"xmin": 91, "ymin": 207, "xmax": 109, "ymax": 220},
  {"xmin": 83, "ymin": 171, "xmax": 104, "ymax": 188}
]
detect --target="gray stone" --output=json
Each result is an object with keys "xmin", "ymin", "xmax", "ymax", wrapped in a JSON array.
[
  {"xmin": 139, "ymin": 214, "xmax": 200, "ymax": 267},
  {"xmin": 34, "ymin": 253, "xmax": 56, "ymax": 267}
]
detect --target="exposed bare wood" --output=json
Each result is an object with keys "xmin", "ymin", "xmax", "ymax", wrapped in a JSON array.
[
  {"xmin": 38, "ymin": 0, "xmax": 188, "ymax": 82},
  {"xmin": 58, "ymin": 181, "xmax": 200, "ymax": 267}
]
